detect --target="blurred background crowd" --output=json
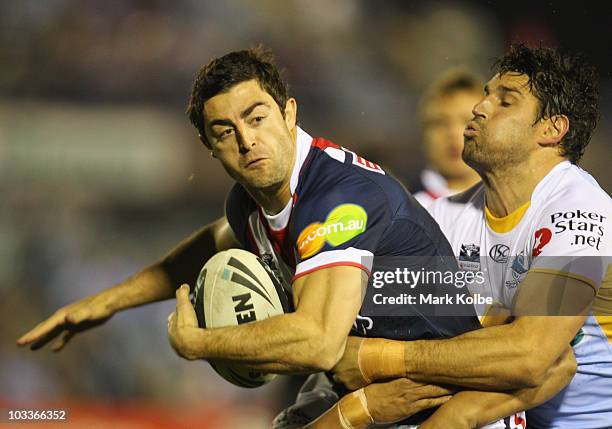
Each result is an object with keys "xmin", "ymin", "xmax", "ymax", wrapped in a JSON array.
[{"xmin": 1, "ymin": 1, "xmax": 610, "ymax": 428}]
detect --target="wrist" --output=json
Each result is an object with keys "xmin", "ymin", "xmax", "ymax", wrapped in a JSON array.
[
  {"xmin": 402, "ymin": 340, "xmax": 416, "ymax": 379},
  {"xmin": 93, "ymin": 289, "xmax": 120, "ymax": 314},
  {"xmin": 337, "ymin": 389, "xmax": 374, "ymax": 429},
  {"xmin": 182, "ymin": 326, "xmax": 208, "ymax": 360},
  {"xmin": 358, "ymin": 338, "xmax": 406, "ymax": 382}
]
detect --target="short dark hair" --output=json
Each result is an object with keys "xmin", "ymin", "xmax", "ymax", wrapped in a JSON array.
[
  {"xmin": 494, "ymin": 43, "xmax": 599, "ymax": 164},
  {"xmin": 187, "ymin": 46, "xmax": 289, "ymax": 144}
]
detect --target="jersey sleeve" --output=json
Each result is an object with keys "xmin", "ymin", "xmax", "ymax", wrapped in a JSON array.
[
  {"xmin": 529, "ymin": 192, "xmax": 612, "ymax": 290},
  {"xmin": 291, "ymin": 178, "xmax": 391, "ymax": 281}
]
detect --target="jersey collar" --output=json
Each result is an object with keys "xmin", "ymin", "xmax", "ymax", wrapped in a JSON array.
[
  {"xmin": 261, "ymin": 126, "xmax": 312, "ymax": 231},
  {"xmin": 290, "ymin": 127, "xmax": 313, "ymax": 195}
]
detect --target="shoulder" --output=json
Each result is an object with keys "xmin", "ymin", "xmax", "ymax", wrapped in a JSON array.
[
  {"xmin": 528, "ymin": 163, "xmax": 611, "ymax": 257},
  {"xmin": 534, "ymin": 163, "xmax": 611, "ymax": 225},
  {"xmin": 529, "ymin": 164, "xmax": 611, "ymax": 285},
  {"xmin": 298, "ymin": 140, "xmax": 411, "ymax": 216}
]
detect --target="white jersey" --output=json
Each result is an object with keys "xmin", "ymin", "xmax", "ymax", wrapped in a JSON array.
[{"xmin": 429, "ymin": 161, "xmax": 612, "ymax": 429}]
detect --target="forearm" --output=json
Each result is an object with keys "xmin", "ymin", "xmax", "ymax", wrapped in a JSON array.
[
  {"xmin": 441, "ymin": 347, "xmax": 577, "ymax": 428},
  {"xmin": 184, "ymin": 311, "xmax": 344, "ymax": 373},
  {"xmin": 107, "ymin": 219, "xmax": 231, "ymax": 312},
  {"xmin": 403, "ymin": 317, "xmax": 577, "ymax": 390},
  {"xmin": 404, "ymin": 323, "xmax": 527, "ymax": 390},
  {"xmin": 352, "ymin": 326, "xmax": 529, "ymax": 391},
  {"xmin": 102, "ymin": 264, "xmax": 176, "ymax": 312}
]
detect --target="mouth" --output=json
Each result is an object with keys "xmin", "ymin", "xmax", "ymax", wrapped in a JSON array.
[
  {"xmin": 245, "ymin": 158, "xmax": 267, "ymax": 168},
  {"xmin": 463, "ymin": 121, "xmax": 480, "ymax": 138}
]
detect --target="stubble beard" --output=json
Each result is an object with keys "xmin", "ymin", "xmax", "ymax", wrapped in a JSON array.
[{"xmin": 463, "ymin": 136, "xmax": 526, "ymax": 176}]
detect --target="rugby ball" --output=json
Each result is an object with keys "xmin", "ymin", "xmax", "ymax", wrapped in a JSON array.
[{"xmin": 192, "ymin": 249, "xmax": 290, "ymax": 388}]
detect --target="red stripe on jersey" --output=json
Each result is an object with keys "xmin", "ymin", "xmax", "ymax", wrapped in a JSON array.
[
  {"xmin": 292, "ymin": 261, "xmax": 371, "ymax": 282},
  {"xmin": 311, "ymin": 137, "xmax": 340, "ymax": 151}
]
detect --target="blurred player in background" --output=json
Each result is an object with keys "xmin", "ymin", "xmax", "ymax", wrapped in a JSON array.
[
  {"xmin": 18, "ymin": 47, "xmax": 488, "ymax": 428},
  {"xmin": 410, "ymin": 68, "xmax": 482, "ymax": 207},
  {"xmin": 333, "ymin": 44, "xmax": 612, "ymax": 428}
]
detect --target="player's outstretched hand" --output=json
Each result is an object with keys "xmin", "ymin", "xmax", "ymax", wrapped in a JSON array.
[
  {"xmin": 365, "ymin": 378, "xmax": 453, "ymax": 425},
  {"xmin": 17, "ymin": 293, "xmax": 114, "ymax": 352},
  {"xmin": 167, "ymin": 284, "xmax": 201, "ymax": 360},
  {"xmin": 332, "ymin": 336, "xmax": 367, "ymax": 390}
]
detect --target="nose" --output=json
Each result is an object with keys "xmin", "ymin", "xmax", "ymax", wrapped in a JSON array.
[
  {"xmin": 472, "ymin": 97, "xmax": 488, "ymax": 120},
  {"xmin": 236, "ymin": 126, "xmax": 256, "ymax": 153}
]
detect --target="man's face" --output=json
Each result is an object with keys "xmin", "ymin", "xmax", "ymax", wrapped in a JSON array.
[
  {"xmin": 463, "ymin": 73, "xmax": 541, "ymax": 172},
  {"xmin": 203, "ymin": 80, "xmax": 296, "ymax": 191},
  {"xmin": 422, "ymin": 90, "xmax": 482, "ymax": 180}
]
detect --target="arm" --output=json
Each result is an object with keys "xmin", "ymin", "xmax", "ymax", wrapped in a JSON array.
[
  {"xmin": 168, "ymin": 265, "xmax": 367, "ymax": 373},
  {"xmin": 403, "ymin": 272, "xmax": 591, "ymax": 390},
  {"xmin": 305, "ymin": 379, "xmax": 452, "ymax": 429},
  {"xmin": 334, "ymin": 272, "xmax": 592, "ymax": 391},
  {"xmin": 17, "ymin": 216, "xmax": 239, "ymax": 351},
  {"xmin": 419, "ymin": 346, "xmax": 577, "ymax": 429}
]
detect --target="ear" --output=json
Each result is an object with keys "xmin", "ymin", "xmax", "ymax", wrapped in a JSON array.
[
  {"xmin": 283, "ymin": 98, "xmax": 298, "ymax": 132},
  {"xmin": 538, "ymin": 114, "xmax": 569, "ymax": 147}
]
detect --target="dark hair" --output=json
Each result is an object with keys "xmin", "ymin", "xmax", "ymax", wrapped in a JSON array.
[
  {"xmin": 187, "ymin": 46, "xmax": 289, "ymax": 144},
  {"xmin": 494, "ymin": 43, "xmax": 599, "ymax": 164}
]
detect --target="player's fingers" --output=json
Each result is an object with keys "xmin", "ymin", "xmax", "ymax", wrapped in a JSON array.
[
  {"xmin": 167, "ymin": 312, "xmax": 176, "ymax": 329},
  {"xmin": 414, "ymin": 395, "xmax": 452, "ymax": 411},
  {"xmin": 175, "ymin": 284, "xmax": 193, "ymax": 312},
  {"xmin": 179, "ymin": 308, "xmax": 199, "ymax": 327},
  {"xmin": 51, "ymin": 330, "xmax": 75, "ymax": 352},
  {"xmin": 29, "ymin": 324, "xmax": 67, "ymax": 351},
  {"xmin": 176, "ymin": 286, "xmax": 198, "ymax": 327},
  {"xmin": 17, "ymin": 313, "xmax": 67, "ymax": 346},
  {"xmin": 414, "ymin": 384, "xmax": 455, "ymax": 398},
  {"xmin": 392, "ymin": 378, "xmax": 427, "ymax": 389}
]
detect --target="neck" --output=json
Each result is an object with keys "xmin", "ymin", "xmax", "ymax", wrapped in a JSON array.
[
  {"xmin": 481, "ymin": 156, "xmax": 564, "ymax": 217},
  {"xmin": 250, "ymin": 181, "xmax": 292, "ymax": 215}
]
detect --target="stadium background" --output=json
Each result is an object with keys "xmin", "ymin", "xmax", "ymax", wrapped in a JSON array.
[{"xmin": 1, "ymin": 1, "xmax": 610, "ymax": 428}]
